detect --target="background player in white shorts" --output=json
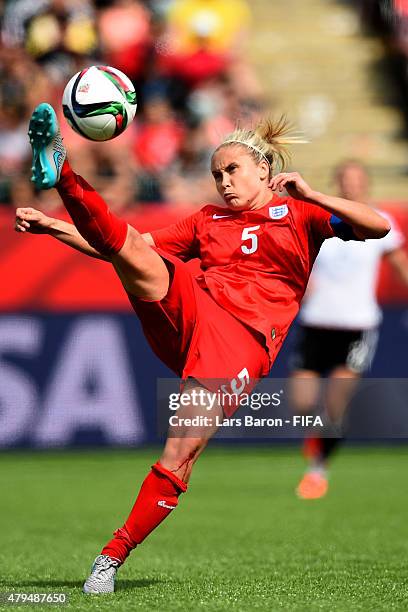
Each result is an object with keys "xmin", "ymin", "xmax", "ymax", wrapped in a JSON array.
[{"xmin": 289, "ymin": 160, "xmax": 408, "ymax": 499}]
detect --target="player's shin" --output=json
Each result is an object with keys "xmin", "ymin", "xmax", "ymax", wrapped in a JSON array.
[
  {"xmin": 56, "ymin": 160, "xmax": 128, "ymax": 255},
  {"xmin": 101, "ymin": 462, "xmax": 187, "ymax": 563}
]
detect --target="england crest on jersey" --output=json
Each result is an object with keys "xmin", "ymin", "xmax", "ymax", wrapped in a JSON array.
[{"xmin": 269, "ymin": 204, "xmax": 288, "ymax": 219}]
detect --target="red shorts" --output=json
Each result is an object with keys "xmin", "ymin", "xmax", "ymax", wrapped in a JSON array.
[{"xmin": 128, "ymin": 249, "xmax": 271, "ymax": 416}]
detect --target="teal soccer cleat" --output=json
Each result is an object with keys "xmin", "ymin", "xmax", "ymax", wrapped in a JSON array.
[{"xmin": 28, "ymin": 103, "xmax": 66, "ymax": 189}]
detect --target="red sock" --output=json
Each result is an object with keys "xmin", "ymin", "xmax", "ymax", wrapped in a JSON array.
[
  {"xmin": 101, "ymin": 462, "xmax": 187, "ymax": 563},
  {"xmin": 303, "ymin": 436, "xmax": 323, "ymax": 461},
  {"xmin": 56, "ymin": 160, "xmax": 128, "ymax": 255}
]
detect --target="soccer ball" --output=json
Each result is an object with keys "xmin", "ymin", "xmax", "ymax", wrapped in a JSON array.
[{"xmin": 62, "ymin": 65, "xmax": 137, "ymax": 141}]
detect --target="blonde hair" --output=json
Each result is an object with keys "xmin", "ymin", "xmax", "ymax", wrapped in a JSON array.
[{"xmin": 214, "ymin": 116, "xmax": 306, "ymax": 175}]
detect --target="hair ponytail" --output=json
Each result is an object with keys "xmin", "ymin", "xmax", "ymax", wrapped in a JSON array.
[{"xmin": 215, "ymin": 115, "xmax": 306, "ymax": 174}]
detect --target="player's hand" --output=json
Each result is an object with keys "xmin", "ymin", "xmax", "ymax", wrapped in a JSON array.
[
  {"xmin": 269, "ymin": 172, "xmax": 315, "ymax": 201},
  {"xmin": 15, "ymin": 207, "xmax": 54, "ymax": 234}
]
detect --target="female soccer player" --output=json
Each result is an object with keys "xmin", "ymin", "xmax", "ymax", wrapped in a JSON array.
[
  {"xmin": 16, "ymin": 103, "xmax": 390, "ymax": 594},
  {"xmin": 289, "ymin": 159, "xmax": 408, "ymax": 500}
]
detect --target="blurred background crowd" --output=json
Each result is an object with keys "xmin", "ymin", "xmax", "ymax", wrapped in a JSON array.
[
  {"xmin": 2, "ymin": 0, "xmax": 408, "ymax": 212},
  {"xmin": 0, "ymin": 0, "xmax": 266, "ymax": 213}
]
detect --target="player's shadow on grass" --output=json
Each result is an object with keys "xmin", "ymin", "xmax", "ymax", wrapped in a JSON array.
[
  {"xmin": 0, "ymin": 579, "xmax": 161, "ymax": 590},
  {"xmin": 117, "ymin": 579, "xmax": 164, "ymax": 592}
]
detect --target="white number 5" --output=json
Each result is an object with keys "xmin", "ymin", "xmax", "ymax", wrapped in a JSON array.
[
  {"xmin": 241, "ymin": 225, "xmax": 260, "ymax": 255},
  {"xmin": 221, "ymin": 367, "xmax": 250, "ymax": 396}
]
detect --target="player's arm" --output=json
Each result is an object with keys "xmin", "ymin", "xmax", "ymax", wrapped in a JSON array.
[
  {"xmin": 385, "ymin": 247, "xmax": 408, "ymax": 286},
  {"xmin": 15, "ymin": 207, "xmax": 155, "ymax": 260},
  {"xmin": 270, "ymin": 172, "xmax": 390, "ymax": 239},
  {"xmin": 15, "ymin": 207, "xmax": 112, "ymax": 260}
]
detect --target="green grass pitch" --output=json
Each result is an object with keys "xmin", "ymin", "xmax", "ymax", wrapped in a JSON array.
[{"xmin": 1, "ymin": 446, "xmax": 408, "ymax": 611}]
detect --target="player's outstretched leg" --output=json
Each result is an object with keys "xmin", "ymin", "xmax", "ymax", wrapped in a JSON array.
[
  {"xmin": 28, "ymin": 103, "xmax": 66, "ymax": 189},
  {"xmin": 28, "ymin": 103, "xmax": 169, "ymax": 301},
  {"xmin": 28, "ymin": 102, "xmax": 128, "ymax": 255}
]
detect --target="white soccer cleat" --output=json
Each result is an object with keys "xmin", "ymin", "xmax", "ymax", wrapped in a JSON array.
[{"xmin": 83, "ymin": 554, "xmax": 121, "ymax": 594}]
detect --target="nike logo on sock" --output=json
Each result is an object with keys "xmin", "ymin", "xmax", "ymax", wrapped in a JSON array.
[{"xmin": 157, "ymin": 500, "xmax": 176, "ymax": 510}]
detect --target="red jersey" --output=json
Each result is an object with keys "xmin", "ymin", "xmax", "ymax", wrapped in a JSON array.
[{"xmin": 150, "ymin": 195, "xmax": 354, "ymax": 356}]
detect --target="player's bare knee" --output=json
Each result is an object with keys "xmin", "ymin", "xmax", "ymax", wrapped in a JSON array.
[{"xmin": 330, "ymin": 366, "xmax": 360, "ymax": 379}]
